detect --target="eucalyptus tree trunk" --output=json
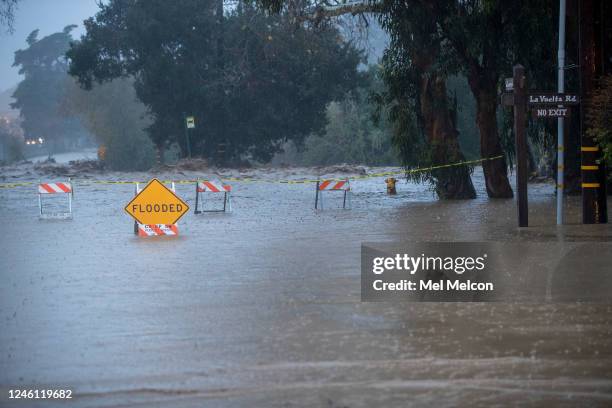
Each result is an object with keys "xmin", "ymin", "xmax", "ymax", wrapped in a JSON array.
[
  {"xmin": 419, "ymin": 73, "xmax": 477, "ymax": 199},
  {"xmin": 467, "ymin": 72, "xmax": 514, "ymax": 198}
]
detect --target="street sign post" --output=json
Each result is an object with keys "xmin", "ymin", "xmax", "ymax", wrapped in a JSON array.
[
  {"xmin": 124, "ymin": 178, "xmax": 189, "ymax": 225},
  {"xmin": 527, "ymin": 91, "xmax": 579, "ymax": 226},
  {"xmin": 183, "ymin": 114, "xmax": 194, "ymax": 158},
  {"xmin": 504, "ymin": 71, "xmax": 579, "ymax": 228}
]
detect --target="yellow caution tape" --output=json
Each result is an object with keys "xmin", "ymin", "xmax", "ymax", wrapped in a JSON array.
[
  {"xmin": 0, "ymin": 182, "xmax": 36, "ymax": 189},
  {"xmin": 0, "ymin": 155, "xmax": 504, "ymax": 189}
]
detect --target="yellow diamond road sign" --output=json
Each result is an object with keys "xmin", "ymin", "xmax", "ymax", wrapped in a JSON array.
[{"xmin": 124, "ymin": 179, "xmax": 189, "ymax": 225}]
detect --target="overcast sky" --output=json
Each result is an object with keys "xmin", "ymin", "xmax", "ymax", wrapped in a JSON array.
[{"xmin": 0, "ymin": 0, "xmax": 100, "ymax": 91}]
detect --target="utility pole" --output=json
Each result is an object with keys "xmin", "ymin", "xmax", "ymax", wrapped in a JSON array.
[
  {"xmin": 513, "ymin": 65, "xmax": 528, "ymax": 227},
  {"xmin": 556, "ymin": 0, "xmax": 566, "ymax": 225}
]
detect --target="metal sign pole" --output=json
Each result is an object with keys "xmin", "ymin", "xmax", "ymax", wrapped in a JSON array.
[
  {"xmin": 556, "ymin": 0, "xmax": 567, "ymax": 225},
  {"xmin": 194, "ymin": 181, "xmax": 200, "ymax": 214},
  {"xmin": 513, "ymin": 65, "xmax": 528, "ymax": 227},
  {"xmin": 183, "ymin": 112, "xmax": 192, "ymax": 158},
  {"xmin": 68, "ymin": 177, "xmax": 72, "ymax": 217},
  {"xmin": 134, "ymin": 182, "xmax": 139, "ymax": 234},
  {"xmin": 172, "ymin": 182, "xmax": 177, "ymax": 228},
  {"xmin": 38, "ymin": 179, "xmax": 42, "ymax": 216}
]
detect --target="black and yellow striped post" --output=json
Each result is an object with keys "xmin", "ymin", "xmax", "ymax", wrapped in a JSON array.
[
  {"xmin": 580, "ymin": 145, "xmax": 607, "ymax": 224},
  {"xmin": 578, "ymin": 0, "xmax": 607, "ymax": 224}
]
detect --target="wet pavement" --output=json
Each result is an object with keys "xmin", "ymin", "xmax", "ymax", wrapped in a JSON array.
[{"xmin": 1, "ymin": 166, "xmax": 611, "ymax": 407}]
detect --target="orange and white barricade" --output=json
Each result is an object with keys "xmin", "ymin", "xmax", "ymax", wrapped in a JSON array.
[
  {"xmin": 194, "ymin": 179, "xmax": 232, "ymax": 213},
  {"xmin": 133, "ymin": 181, "xmax": 180, "ymax": 236},
  {"xmin": 315, "ymin": 179, "xmax": 351, "ymax": 209},
  {"xmin": 136, "ymin": 223, "xmax": 178, "ymax": 237},
  {"xmin": 38, "ymin": 179, "xmax": 73, "ymax": 219}
]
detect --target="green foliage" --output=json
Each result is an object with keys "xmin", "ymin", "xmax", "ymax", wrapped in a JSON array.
[
  {"xmin": 297, "ymin": 100, "xmax": 395, "ymax": 166},
  {"xmin": 438, "ymin": 0, "xmax": 558, "ymax": 169},
  {"xmin": 63, "ymin": 77, "xmax": 156, "ymax": 171},
  {"xmin": 372, "ymin": 6, "xmax": 436, "ymax": 183},
  {"xmin": 447, "ymin": 75, "xmax": 479, "ymax": 160},
  {"xmin": 0, "ymin": 118, "xmax": 23, "ymax": 163},
  {"xmin": 280, "ymin": 66, "xmax": 397, "ymax": 166},
  {"xmin": 105, "ymin": 130, "xmax": 156, "ymax": 171},
  {"xmin": 67, "ymin": 0, "xmax": 363, "ymax": 164},
  {"xmin": 587, "ymin": 75, "xmax": 612, "ymax": 170},
  {"xmin": 11, "ymin": 26, "xmax": 86, "ymax": 154},
  {"xmin": 257, "ymin": 1, "xmax": 558, "ymax": 147}
]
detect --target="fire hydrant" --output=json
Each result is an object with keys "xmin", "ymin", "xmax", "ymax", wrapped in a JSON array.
[
  {"xmin": 385, "ymin": 177, "xmax": 397, "ymax": 195},
  {"xmin": 97, "ymin": 145, "xmax": 107, "ymax": 162}
]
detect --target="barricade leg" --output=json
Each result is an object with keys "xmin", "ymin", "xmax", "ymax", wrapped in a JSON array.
[
  {"xmin": 38, "ymin": 178, "xmax": 43, "ymax": 217},
  {"xmin": 194, "ymin": 183, "xmax": 201, "ymax": 214},
  {"xmin": 315, "ymin": 181, "xmax": 320, "ymax": 209}
]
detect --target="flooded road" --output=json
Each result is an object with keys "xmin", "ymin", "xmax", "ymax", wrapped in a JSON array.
[{"xmin": 1, "ymin": 166, "xmax": 611, "ymax": 407}]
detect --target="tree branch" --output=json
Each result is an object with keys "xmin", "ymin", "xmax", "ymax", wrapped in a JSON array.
[{"xmin": 311, "ymin": 1, "xmax": 382, "ymax": 19}]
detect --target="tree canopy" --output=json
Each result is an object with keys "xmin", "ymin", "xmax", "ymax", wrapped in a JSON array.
[
  {"xmin": 11, "ymin": 25, "xmax": 85, "ymax": 153},
  {"xmin": 257, "ymin": 0, "xmax": 558, "ymax": 198},
  {"xmin": 68, "ymin": 0, "xmax": 364, "ymax": 164}
]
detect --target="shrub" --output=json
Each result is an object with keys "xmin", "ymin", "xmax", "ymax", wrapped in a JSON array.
[{"xmin": 104, "ymin": 129, "xmax": 156, "ymax": 171}]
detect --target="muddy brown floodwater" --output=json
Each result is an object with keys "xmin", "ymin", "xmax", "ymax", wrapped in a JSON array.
[{"xmin": 1, "ymin": 166, "xmax": 611, "ymax": 407}]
